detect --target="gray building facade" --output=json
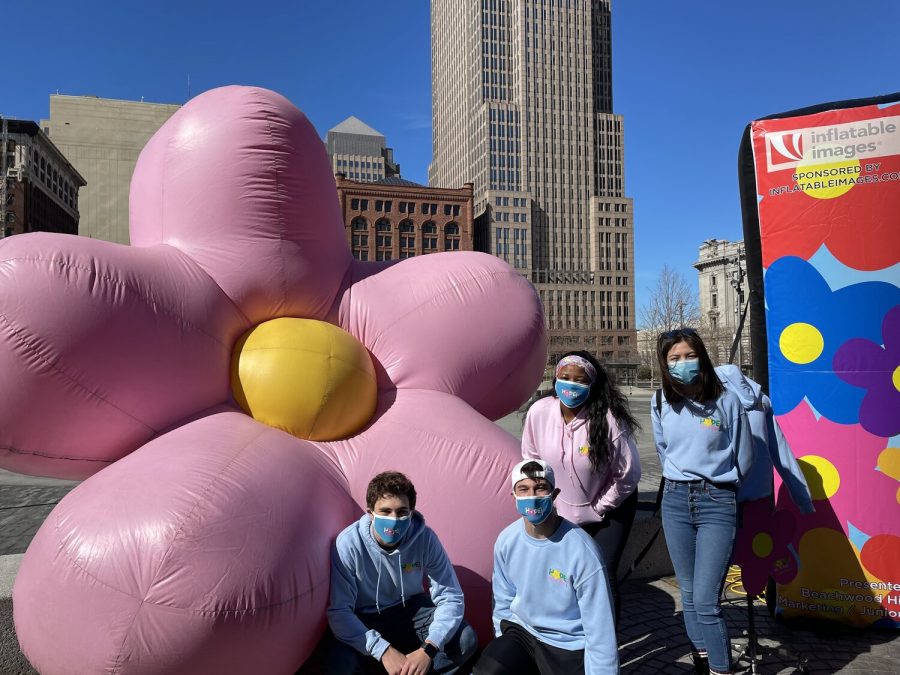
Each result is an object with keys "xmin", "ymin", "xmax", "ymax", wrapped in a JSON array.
[
  {"xmin": 429, "ymin": 0, "xmax": 636, "ymax": 370},
  {"xmin": 42, "ymin": 95, "xmax": 180, "ymax": 244},
  {"xmin": 326, "ymin": 117, "xmax": 400, "ymax": 183},
  {"xmin": 694, "ymin": 238, "xmax": 751, "ymax": 371}
]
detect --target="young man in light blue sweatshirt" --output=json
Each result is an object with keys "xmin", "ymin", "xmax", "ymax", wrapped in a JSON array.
[
  {"xmin": 474, "ymin": 459, "xmax": 619, "ymax": 675},
  {"xmin": 327, "ymin": 471, "xmax": 477, "ymax": 674}
]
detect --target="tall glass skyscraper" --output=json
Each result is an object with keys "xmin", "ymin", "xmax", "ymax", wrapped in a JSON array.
[{"xmin": 430, "ymin": 0, "xmax": 636, "ymax": 369}]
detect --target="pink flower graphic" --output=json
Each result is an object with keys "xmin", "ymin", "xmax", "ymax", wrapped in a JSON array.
[{"xmin": 733, "ymin": 498, "xmax": 798, "ymax": 595}]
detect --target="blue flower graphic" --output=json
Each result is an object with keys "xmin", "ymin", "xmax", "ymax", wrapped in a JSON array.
[{"xmin": 765, "ymin": 257, "xmax": 900, "ymax": 422}]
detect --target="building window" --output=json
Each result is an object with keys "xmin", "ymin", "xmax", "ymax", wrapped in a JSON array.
[
  {"xmin": 376, "ymin": 219, "xmax": 392, "ymax": 261},
  {"xmin": 351, "ymin": 198, "xmax": 359, "ymax": 210},
  {"xmin": 399, "ymin": 220, "xmax": 415, "ymax": 258},
  {"xmin": 351, "ymin": 217, "xmax": 368, "ymax": 260},
  {"xmin": 422, "ymin": 221, "xmax": 438, "ymax": 252},
  {"xmin": 384, "ymin": 201, "xmax": 392, "ymax": 213},
  {"xmin": 375, "ymin": 200, "xmax": 383, "ymax": 211},
  {"xmin": 445, "ymin": 223, "xmax": 460, "ymax": 251},
  {"xmin": 444, "ymin": 204, "xmax": 452, "ymax": 216},
  {"xmin": 711, "ymin": 293, "xmax": 718, "ymax": 308}
]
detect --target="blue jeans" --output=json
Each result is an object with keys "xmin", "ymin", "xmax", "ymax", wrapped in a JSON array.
[
  {"xmin": 327, "ymin": 593, "xmax": 478, "ymax": 674},
  {"xmin": 661, "ymin": 479, "xmax": 737, "ymax": 673}
]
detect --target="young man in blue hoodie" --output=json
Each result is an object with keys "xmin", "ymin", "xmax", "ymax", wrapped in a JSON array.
[
  {"xmin": 474, "ymin": 460, "xmax": 619, "ymax": 675},
  {"xmin": 327, "ymin": 471, "xmax": 477, "ymax": 674}
]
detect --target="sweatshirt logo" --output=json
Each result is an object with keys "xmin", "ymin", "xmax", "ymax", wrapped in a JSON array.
[
  {"xmin": 401, "ymin": 562, "xmax": 421, "ymax": 573},
  {"xmin": 578, "ymin": 445, "xmax": 590, "ymax": 456},
  {"xmin": 700, "ymin": 417, "xmax": 722, "ymax": 430},
  {"xmin": 548, "ymin": 568, "xmax": 569, "ymax": 583}
]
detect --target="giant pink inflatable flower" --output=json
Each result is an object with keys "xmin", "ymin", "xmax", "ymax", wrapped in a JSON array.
[{"xmin": 0, "ymin": 87, "xmax": 546, "ymax": 674}]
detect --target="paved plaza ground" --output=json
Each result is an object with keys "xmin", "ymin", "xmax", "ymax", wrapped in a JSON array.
[{"xmin": 1, "ymin": 387, "xmax": 897, "ymax": 673}]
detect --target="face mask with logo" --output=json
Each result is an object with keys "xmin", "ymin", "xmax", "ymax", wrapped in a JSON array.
[
  {"xmin": 372, "ymin": 514, "xmax": 411, "ymax": 546},
  {"xmin": 515, "ymin": 495, "xmax": 553, "ymax": 524},
  {"xmin": 669, "ymin": 359, "xmax": 701, "ymax": 384},
  {"xmin": 555, "ymin": 380, "xmax": 591, "ymax": 408}
]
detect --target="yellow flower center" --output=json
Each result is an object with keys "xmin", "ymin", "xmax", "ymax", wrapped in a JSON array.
[
  {"xmin": 779, "ymin": 322, "xmax": 824, "ymax": 364},
  {"xmin": 230, "ymin": 318, "xmax": 377, "ymax": 441},
  {"xmin": 752, "ymin": 532, "xmax": 774, "ymax": 558}
]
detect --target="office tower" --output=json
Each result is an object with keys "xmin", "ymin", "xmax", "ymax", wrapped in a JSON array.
[
  {"xmin": 695, "ymin": 239, "xmax": 751, "ymax": 370},
  {"xmin": 42, "ymin": 95, "xmax": 180, "ymax": 244},
  {"xmin": 326, "ymin": 117, "xmax": 400, "ymax": 183},
  {"xmin": 0, "ymin": 118, "xmax": 85, "ymax": 237},
  {"xmin": 430, "ymin": 0, "xmax": 636, "ymax": 373}
]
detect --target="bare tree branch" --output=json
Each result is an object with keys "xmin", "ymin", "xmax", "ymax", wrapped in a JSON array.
[{"xmin": 639, "ymin": 265, "xmax": 699, "ymax": 334}]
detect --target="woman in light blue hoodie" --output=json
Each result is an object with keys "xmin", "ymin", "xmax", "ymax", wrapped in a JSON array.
[{"xmin": 651, "ymin": 329, "xmax": 752, "ymax": 675}]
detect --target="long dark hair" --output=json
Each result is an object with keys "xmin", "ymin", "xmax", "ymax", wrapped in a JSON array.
[
  {"xmin": 552, "ymin": 350, "xmax": 640, "ymax": 472},
  {"xmin": 656, "ymin": 328, "xmax": 722, "ymax": 405}
]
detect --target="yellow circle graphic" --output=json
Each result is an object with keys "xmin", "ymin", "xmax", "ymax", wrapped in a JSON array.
[
  {"xmin": 779, "ymin": 323, "xmax": 825, "ymax": 364},
  {"xmin": 752, "ymin": 532, "xmax": 774, "ymax": 558},
  {"xmin": 231, "ymin": 318, "xmax": 377, "ymax": 441},
  {"xmin": 798, "ymin": 456, "xmax": 840, "ymax": 500},
  {"xmin": 877, "ymin": 447, "xmax": 900, "ymax": 482},
  {"xmin": 893, "ymin": 365, "xmax": 900, "ymax": 393},
  {"xmin": 794, "ymin": 158, "xmax": 860, "ymax": 200}
]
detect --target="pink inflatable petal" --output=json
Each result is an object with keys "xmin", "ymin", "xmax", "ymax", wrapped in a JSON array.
[
  {"xmin": 14, "ymin": 411, "xmax": 355, "ymax": 674},
  {"xmin": 129, "ymin": 85, "xmax": 352, "ymax": 325},
  {"xmin": 338, "ymin": 253, "xmax": 547, "ymax": 420},
  {"xmin": 316, "ymin": 387, "xmax": 524, "ymax": 641},
  {"xmin": 0, "ymin": 233, "xmax": 249, "ymax": 479}
]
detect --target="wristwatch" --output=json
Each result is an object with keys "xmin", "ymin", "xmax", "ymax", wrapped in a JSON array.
[{"xmin": 422, "ymin": 642, "xmax": 439, "ymax": 659}]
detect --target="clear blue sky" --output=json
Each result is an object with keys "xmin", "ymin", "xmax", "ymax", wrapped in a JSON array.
[{"xmin": 5, "ymin": 1, "xmax": 899, "ymax": 318}]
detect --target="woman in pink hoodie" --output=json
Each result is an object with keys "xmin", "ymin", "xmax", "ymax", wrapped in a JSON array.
[{"xmin": 522, "ymin": 350, "xmax": 641, "ymax": 622}]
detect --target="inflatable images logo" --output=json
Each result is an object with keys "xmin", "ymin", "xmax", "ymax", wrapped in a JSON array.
[
  {"xmin": 767, "ymin": 130, "xmax": 804, "ymax": 167},
  {"xmin": 765, "ymin": 116, "xmax": 900, "ymax": 171}
]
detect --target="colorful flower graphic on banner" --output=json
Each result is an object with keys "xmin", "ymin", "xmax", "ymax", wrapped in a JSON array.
[
  {"xmin": 776, "ymin": 401, "xmax": 897, "ymax": 540},
  {"xmin": 733, "ymin": 499, "xmax": 798, "ymax": 595},
  {"xmin": 752, "ymin": 98, "xmax": 900, "ymax": 627},
  {"xmin": 834, "ymin": 305, "xmax": 900, "ymax": 438},
  {"xmin": 765, "ymin": 257, "xmax": 900, "ymax": 422}
]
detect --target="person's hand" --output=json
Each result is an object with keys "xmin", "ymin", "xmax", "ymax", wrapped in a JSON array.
[
  {"xmin": 380, "ymin": 646, "xmax": 407, "ymax": 675},
  {"xmin": 399, "ymin": 647, "xmax": 432, "ymax": 675}
]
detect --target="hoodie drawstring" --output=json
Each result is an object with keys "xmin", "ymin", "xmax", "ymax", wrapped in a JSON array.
[
  {"xmin": 375, "ymin": 562, "xmax": 382, "ymax": 614},
  {"xmin": 398, "ymin": 552, "xmax": 406, "ymax": 607}
]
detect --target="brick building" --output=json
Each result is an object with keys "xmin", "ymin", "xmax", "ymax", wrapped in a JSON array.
[
  {"xmin": 335, "ymin": 174, "xmax": 474, "ymax": 261},
  {"xmin": 0, "ymin": 119, "xmax": 85, "ymax": 238}
]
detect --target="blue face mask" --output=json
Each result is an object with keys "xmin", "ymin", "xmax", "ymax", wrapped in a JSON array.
[
  {"xmin": 372, "ymin": 514, "xmax": 411, "ymax": 546},
  {"xmin": 555, "ymin": 380, "xmax": 591, "ymax": 408},
  {"xmin": 515, "ymin": 495, "xmax": 553, "ymax": 524},
  {"xmin": 669, "ymin": 359, "xmax": 701, "ymax": 384}
]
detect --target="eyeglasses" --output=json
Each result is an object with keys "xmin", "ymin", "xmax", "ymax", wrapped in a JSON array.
[{"xmin": 659, "ymin": 327, "xmax": 698, "ymax": 340}]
